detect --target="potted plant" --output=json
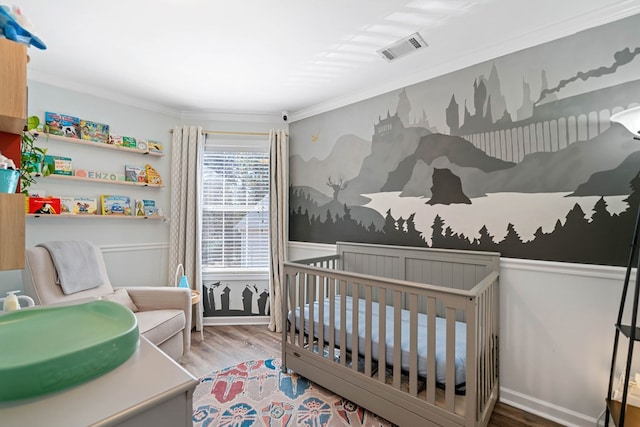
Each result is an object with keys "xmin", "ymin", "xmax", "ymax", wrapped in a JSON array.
[{"xmin": 20, "ymin": 115, "xmax": 51, "ymax": 194}]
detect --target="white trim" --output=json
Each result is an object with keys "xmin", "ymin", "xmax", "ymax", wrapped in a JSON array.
[
  {"xmin": 500, "ymin": 257, "xmax": 630, "ymax": 282},
  {"xmin": 203, "ymin": 315, "xmax": 269, "ymax": 326},
  {"xmin": 98, "ymin": 242, "xmax": 169, "ymax": 253},
  {"xmin": 287, "ymin": 241, "xmax": 337, "ymax": 256},
  {"xmin": 27, "ymin": 72, "xmax": 180, "ymax": 118},
  {"xmin": 179, "ymin": 110, "xmax": 281, "ymax": 123},
  {"xmin": 500, "ymin": 387, "xmax": 599, "ymax": 427}
]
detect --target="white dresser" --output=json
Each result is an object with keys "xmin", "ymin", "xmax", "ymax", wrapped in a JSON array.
[{"xmin": 0, "ymin": 337, "xmax": 198, "ymax": 426}]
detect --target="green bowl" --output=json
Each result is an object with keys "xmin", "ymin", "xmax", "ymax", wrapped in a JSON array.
[{"xmin": 0, "ymin": 300, "xmax": 139, "ymax": 401}]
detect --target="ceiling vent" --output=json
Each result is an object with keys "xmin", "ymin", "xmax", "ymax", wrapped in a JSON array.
[{"xmin": 377, "ymin": 32, "xmax": 428, "ymax": 62}]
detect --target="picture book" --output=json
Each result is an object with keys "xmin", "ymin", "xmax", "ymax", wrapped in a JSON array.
[
  {"xmin": 43, "ymin": 155, "xmax": 73, "ymax": 176},
  {"xmin": 28, "ymin": 197, "xmax": 61, "ymax": 215},
  {"xmin": 80, "ymin": 120, "xmax": 110, "ymax": 144},
  {"xmin": 100, "ymin": 195, "xmax": 131, "ymax": 216},
  {"xmin": 145, "ymin": 205, "xmax": 159, "ymax": 217},
  {"xmin": 108, "ymin": 134, "xmax": 123, "ymax": 146},
  {"xmin": 125, "ymin": 165, "xmax": 146, "ymax": 183},
  {"xmin": 134, "ymin": 199, "xmax": 157, "ymax": 216},
  {"xmin": 59, "ymin": 196, "xmax": 75, "ymax": 214},
  {"xmin": 134, "ymin": 199, "xmax": 145, "ymax": 216},
  {"xmin": 122, "ymin": 136, "xmax": 137, "ymax": 148},
  {"xmin": 73, "ymin": 197, "xmax": 98, "ymax": 215},
  {"xmin": 44, "ymin": 112, "xmax": 80, "ymax": 139},
  {"xmin": 145, "ymin": 164, "xmax": 162, "ymax": 185},
  {"xmin": 147, "ymin": 140, "xmax": 163, "ymax": 153}
]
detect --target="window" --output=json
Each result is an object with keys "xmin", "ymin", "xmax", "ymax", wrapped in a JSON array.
[{"xmin": 201, "ymin": 140, "xmax": 270, "ymax": 272}]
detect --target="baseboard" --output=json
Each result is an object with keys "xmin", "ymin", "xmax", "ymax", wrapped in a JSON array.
[{"xmin": 500, "ymin": 387, "xmax": 599, "ymax": 427}]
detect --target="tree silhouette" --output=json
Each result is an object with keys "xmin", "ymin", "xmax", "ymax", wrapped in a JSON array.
[
  {"xmin": 477, "ymin": 225, "xmax": 498, "ymax": 251},
  {"xmin": 431, "ymin": 215, "xmax": 445, "ymax": 248},
  {"xmin": 592, "ymin": 197, "xmax": 611, "ymax": 225},
  {"xmin": 289, "ymin": 170, "xmax": 640, "ymax": 266},
  {"xmin": 383, "ymin": 209, "xmax": 396, "ymax": 235},
  {"xmin": 499, "ymin": 223, "xmax": 523, "ymax": 252}
]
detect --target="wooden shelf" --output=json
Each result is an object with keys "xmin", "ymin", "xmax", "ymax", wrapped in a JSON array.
[
  {"xmin": 607, "ymin": 398, "xmax": 640, "ymax": 426},
  {"xmin": 0, "ymin": 39, "xmax": 27, "ymax": 135},
  {"xmin": 0, "ymin": 194, "xmax": 25, "ymax": 270},
  {"xmin": 44, "ymin": 173, "xmax": 163, "ymax": 188},
  {"xmin": 27, "ymin": 214, "xmax": 166, "ymax": 221},
  {"xmin": 43, "ymin": 133, "xmax": 164, "ymax": 157}
]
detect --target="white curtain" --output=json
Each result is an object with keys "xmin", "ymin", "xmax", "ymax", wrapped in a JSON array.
[
  {"xmin": 169, "ymin": 126, "xmax": 204, "ymax": 346},
  {"xmin": 268, "ymin": 129, "xmax": 288, "ymax": 332}
]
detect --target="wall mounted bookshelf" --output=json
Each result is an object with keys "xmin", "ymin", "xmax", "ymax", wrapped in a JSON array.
[
  {"xmin": 27, "ymin": 214, "xmax": 167, "ymax": 221},
  {"xmin": 44, "ymin": 174, "xmax": 164, "ymax": 188},
  {"xmin": 42, "ymin": 133, "xmax": 164, "ymax": 157}
]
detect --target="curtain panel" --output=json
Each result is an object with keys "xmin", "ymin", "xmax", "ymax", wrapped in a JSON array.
[
  {"xmin": 169, "ymin": 126, "xmax": 204, "ymax": 342},
  {"xmin": 268, "ymin": 129, "xmax": 288, "ymax": 332}
]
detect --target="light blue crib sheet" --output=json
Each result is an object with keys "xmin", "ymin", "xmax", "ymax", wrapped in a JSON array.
[{"xmin": 292, "ymin": 296, "xmax": 467, "ymax": 388}]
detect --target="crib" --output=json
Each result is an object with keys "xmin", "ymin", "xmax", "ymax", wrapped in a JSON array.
[{"xmin": 282, "ymin": 242, "xmax": 500, "ymax": 427}]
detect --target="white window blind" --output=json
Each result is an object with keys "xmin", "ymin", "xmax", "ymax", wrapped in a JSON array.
[{"xmin": 201, "ymin": 142, "xmax": 270, "ymax": 271}]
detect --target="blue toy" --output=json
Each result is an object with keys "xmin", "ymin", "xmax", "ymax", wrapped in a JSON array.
[{"xmin": 0, "ymin": 4, "xmax": 45, "ymax": 49}]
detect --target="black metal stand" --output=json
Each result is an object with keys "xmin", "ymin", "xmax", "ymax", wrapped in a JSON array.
[{"xmin": 606, "ymin": 201, "xmax": 640, "ymax": 426}]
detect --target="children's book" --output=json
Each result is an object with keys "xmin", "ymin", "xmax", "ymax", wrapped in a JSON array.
[
  {"xmin": 134, "ymin": 199, "xmax": 145, "ymax": 216},
  {"xmin": 43, "ymin": 155, "xmax": 73, "ymax": 176},
  {"xmin": 125, "ymin": 165, "xmax": 146, "ymax": 183},
  {"xmin": 73, "ymin": 197, "xmax": 98, "ymax": 215},
  {"xmin": 45, "ymin": 112, "xmax": 80, "ymax": 138},
  {"xmin": 59, "ymin": 196, "xmax": 75, "ymax": 214},
  {"xmin": 135, "ymin": 199, "xmax": 157, "ymax": 216},
  {"xmin": 28, "ymin": 197, "xmax": 61, "ymax": 214},
  {"xmin": 145, "ymin": 164, "xmax": 162, "ymax": 185},
  {"xmin": 147, "ymin": 140, "xmax": 163, "ymax": 153},
  {"xmin": 122, "ymin": 136, "xmax": 137, "ymax": 148},
  {"xmin": 108, "ymin": 134, "xmax": 123, "ymax": 146},
  {"xmin": 80, "ymin": 120, "xmax": 110, "ymax": 144},
  {"xmin": 100, "ymin": 195, "xmax": 131, "ymax": 216}
]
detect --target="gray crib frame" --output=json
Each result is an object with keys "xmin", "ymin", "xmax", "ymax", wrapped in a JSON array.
[{"xmin": 282, "ymin": 242, "xmax": 500, "ymax": 427}]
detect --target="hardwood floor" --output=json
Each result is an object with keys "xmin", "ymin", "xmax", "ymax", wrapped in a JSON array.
[{"xmin": 180, "ymin": 325, "xmax": 562, "ymax": 427}]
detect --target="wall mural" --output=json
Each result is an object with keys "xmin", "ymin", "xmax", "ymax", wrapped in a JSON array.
[
  {"xmin": 202, "ymin": 280, "xmax": 270, "ymax": 318},
  {"xmin": 289, "ymin": 14, "xmax": 640, "ymax": 266}
]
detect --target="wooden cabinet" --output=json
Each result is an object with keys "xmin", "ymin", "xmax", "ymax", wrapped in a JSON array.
[
  {"xmin": 0, "ymin": 38, "xmax": 27, "ymax": 135},
  {"xmin": 0, "ymin": 193, "xmax": 25, "ymax": 270}
]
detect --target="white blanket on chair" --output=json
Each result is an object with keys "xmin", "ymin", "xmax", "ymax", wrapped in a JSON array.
[{"xmin": 37, "ymin": 240, "xmax": 106, "ymax": 295}]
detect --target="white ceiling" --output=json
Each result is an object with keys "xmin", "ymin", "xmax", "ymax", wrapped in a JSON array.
[{"xmin": 15, "ymin": 0, "xmax": 640, "ymax": 121}]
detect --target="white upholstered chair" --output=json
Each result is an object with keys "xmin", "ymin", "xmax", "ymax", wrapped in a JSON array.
[{"xmin": 21, "ymin": 242, "xmax": 192, "ymax": 361}]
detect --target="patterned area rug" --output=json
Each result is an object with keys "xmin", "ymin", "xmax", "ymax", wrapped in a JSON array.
[{"xmin": 192, "ymin": 358, "xmax": 395, "ymax": 426}]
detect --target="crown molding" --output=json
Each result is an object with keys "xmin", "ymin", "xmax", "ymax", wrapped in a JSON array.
[
  {"xmin": 27, "ymin": 69, "xmax": 181, "ymax": 118},
  {"xmin": 178, "ymin": 109, "xmax": 281, "ymax": 124},
  {"xmin": 291, "ymin": 2, "xmax": 640, "ymax": 122},
  {"xmin": 27, "ymin": 69, "xmax": 281, "ymax": 124}
]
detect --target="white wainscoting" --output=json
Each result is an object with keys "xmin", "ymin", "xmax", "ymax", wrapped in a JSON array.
[{"xmin": 99, "ymin": 242, "xmax": 169, "ymax": 287}]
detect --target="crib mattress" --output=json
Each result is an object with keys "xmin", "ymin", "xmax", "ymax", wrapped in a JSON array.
[{"xmin": 291, "ymin": 296, "xmax": 466, "ymax": 388}]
